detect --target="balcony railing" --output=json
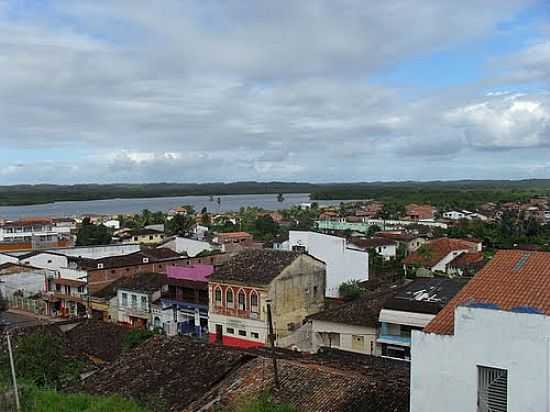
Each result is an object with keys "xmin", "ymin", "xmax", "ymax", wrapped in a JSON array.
[{"xmin": 376, "ymin": 334, "xmax": 411, "ymax": 347}]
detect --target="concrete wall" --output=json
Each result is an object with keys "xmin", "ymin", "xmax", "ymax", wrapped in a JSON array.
[
  {"xmin": 411, "ymin": 306, "xmax": 550, "ymax": 412},
  {"xmin": 310, "ymin": 319, "xmax": 379, "ymax": 355},
  {"xmin": 161, "ymin": 237, "xmax": 216, "ymax": 257},
  {"xmin": 270, "ymin": 254, "xmax": 326, "ymax": 338},
  {"xmin": 19, "ymin": 252, "xmax": 68, "ymax": 271},
  {"xmin": 48, "ymin": 244, "xmax": 140, "ymax": 259},
  {"xmin": 0, "ymin": 253, "xmax": 18, "ymax": 265},
  {"xmin": 288, "ymin": 231, "xmax": 368, "ymax": 298},
  {"xmin": 0, "ymin": 269, "xmax": 48, "ymax": 298}
]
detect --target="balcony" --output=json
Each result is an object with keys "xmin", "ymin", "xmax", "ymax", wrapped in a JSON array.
[
  {"xmin": 122, "ymin": 304, "xmax": 151, "ymax": 319},
  {"xmin": 376, "ymin": 334, "xmax": 411, "ymax": 347}
]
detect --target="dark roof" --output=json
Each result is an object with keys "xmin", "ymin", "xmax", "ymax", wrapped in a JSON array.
[
  {"xmin": 93, "ymin": 272, "xmax": 167, "ymax": 297},
  {"xmin": 383, "ymin": 277, "xmax": 466, "ymax": 315},
  {"xmin": 64, "ymin": 320, "xmax": 130, "ymax": 363},
  {"xmin": 208, "ymin": 249, "xmax": 304, "ymax": 286},
  {"xmin": 128, "ymin": 229, "xmax": 164, "ymax": 236},
  {"xmin": 74, "ymin": 336, "xmax": 252, "ymax": 411},
  {"xmin": 79, "ymin": 249, "xmax": 184, "ymax": 270},
  {"xmin": 141, "ymin": 247, "xmax": 182, "ymax": 260},
  {"xmin": 117, "ymin": 272, "xmax": 166, "ymax": 293},
  {"xmin": 426, "ymin": 250, "xmax": 550, "ymax": 335},
  {"xmin": 351, "ymin": 237, "xmax": 397, "ymax": 249},
  {"xmin": 190, "ymin": 348, "xmax": 410, "ymax": 412},
  {"xmin": 309, "ymin": 285, "xmax": 406, "ymax": 327}
]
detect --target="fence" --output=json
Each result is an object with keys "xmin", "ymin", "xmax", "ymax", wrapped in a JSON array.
[{"xmin": 8, "ymin": 296, "xmax": 48, "ymax": 316}]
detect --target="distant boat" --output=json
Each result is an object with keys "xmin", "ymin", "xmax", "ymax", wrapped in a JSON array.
[
  {"xmin": 277, "ymin": 193, "xmax": 285, "ymax": 202},
  {"xmin": 209, "ymin": 195, "xmax": 214, "ymax": 201}
]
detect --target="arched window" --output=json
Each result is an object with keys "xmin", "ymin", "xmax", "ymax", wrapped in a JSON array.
[
  {"xmin": 226, "ymin": 288, "xmax": 234, "ymax": 308},
  {"xmin": 214, "ymin": 287, "xmax": 222, "ymax": 306},
  {"xmin": 238, "ymin": 290, "xmax": 246, "ymax": 311},
  {"xmin": 250, "ymin": 290, "xmax": 259, "ymax": 313}
]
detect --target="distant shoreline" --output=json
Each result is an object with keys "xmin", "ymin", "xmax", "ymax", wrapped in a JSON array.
[{"xmin": 1, "ymin": 179, "xmax": 550, "ymax": 207}]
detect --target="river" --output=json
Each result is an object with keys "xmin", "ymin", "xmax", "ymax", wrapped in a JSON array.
[{"xmin": 0, "ymin": 193, "xmax": 347, "ymax": 219}]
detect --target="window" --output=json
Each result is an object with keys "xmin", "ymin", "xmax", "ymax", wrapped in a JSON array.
[
  {"xmin": 251, "ymin": 332, "xmax": 259, "ymax": 339},
  {"xmin": 250, "ymin": 291, "xmax": 258, "ymax": 312},
  {"xmin": 121, "ymin": 293, "xmax": 128, "ymax": 306},
  {"xmin": 226, "ymin": 289, "xmax": 234, "ymax": 308},
  {"xmin": 352, "ymin": 335, "xmax": 365, "ymax": 351},
  {"xmin": 238, "ymin": 290, "xmax": 246, "ymax": 311},
  {"xmin": 131, "ymin": 294, "xmax": 138, "ymax": 308},
  {"xmin": 141, "ymin": 296, "xmax": 147, "ymax": 309},
  {"xmin": 478, "ymin": 366, "xmax": 507, "ymax": 412},
  {"xmin": 313, "ymin": 286, "xmax": 318, "ymax": 296},
  {"xmin": 238, "ymin": 330, "xmax": 247, "ymax": 336},
  {"xmin": 149, "ymin": 236, "xmax": 154, "ymax": 240},
  {"xmin": 214, "ymin": 287, "xmax": 222, "ymax": 306},
  {"xmin": 320, "ymin": 332, "xmax": 340, "ymax": 347},
  {"xmin": 226, "ymin": 328, "xmax": 235, "ymax": 334}
]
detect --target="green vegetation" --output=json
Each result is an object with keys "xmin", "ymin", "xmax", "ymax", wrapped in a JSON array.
[
  {"xmin": 122, "ymin": 329, "xmax": 156, "ymax": 352},
  {"xmin": 311, "ymin": 180, "xmax": 550, "ymax": 210},
  {"xmin": 226, "ymin": 393, "xmax": 298, "ymax": 412},
  {"xmin": 338, "ymin": 280, "xmax": 365, "ymax": 301},
  {"xmin": 0, "ymin": 332, "xmax": 81, "ymax": 389},
  {"xmin": 76, "ymin": 217, "xmax": 112, "ymax": 246},
  {"xmin": 3, "ymin": 180, "xmax": 550, "ymax": 207},
  {"xmin": 446, "ymin": 212, "xmax": 550, "ymax": 250},
  {"xmin": 18, "ymin": 385, "xmax": 147, "ymax": 412}
]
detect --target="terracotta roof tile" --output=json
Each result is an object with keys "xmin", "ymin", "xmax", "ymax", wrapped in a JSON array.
[
  {"xmin": 425, "ymin": 250, "xmax": 550, "ymax": 335},
  {"xmin": 403, "ymin": 238, "xmax": 479, "ymax": 268}
]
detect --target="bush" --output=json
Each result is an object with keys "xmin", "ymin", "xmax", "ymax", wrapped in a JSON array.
[
  {"xmin": 122, "ymin": 329, "xmax": 155, "ymax": 352},
  {"xmin": 338, "ymin": 280, "xmax": 365, "ymax": 301}
]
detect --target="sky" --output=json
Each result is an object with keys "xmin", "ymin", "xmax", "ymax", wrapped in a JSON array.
[{"xmin": 1, "ymin": 0, "xmax": 550, "ymax": 184}]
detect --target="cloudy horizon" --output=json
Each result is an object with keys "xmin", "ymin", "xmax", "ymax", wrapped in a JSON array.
[{"xmin": 1, "ymin": 1, "xmax": 550, "ymax": 184}]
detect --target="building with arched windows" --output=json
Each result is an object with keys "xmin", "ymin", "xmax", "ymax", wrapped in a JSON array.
[{"xmin": 208, "ymin": 249, "xmax": 326, "ymax": 348}]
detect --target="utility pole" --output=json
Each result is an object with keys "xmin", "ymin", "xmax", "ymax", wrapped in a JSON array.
[
  {"xmin": 266, "ymin": 301, "xmax": 279, "ymax": 387},
  {"xmin": 6, "ymin": 332, "xmax": 21, "ymax": 411}
]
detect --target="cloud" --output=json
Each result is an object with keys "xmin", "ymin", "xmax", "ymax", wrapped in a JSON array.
[
  {"xmin": 445, "ymin": 93, "xmax": 550, "ymax": 148},
  {"xmin": 0, "ymin": 0, "xmax": 545, "ymax": 183}
]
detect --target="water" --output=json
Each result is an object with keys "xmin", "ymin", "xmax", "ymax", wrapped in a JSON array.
[{"xmin": 0, "ymin": 193, "xmax": 346, "ymax": 219}]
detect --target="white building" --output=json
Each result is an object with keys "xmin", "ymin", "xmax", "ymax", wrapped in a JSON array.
[
  {"xmin": 348, "ymin": 237, "xmax": 397, "ymax": 260},
  {"xmin": 159, "ymin": 236, "xmax": 218, "ymax": 258},
  {"xmin": 411, "ymin": 250, "xmax": 550, "ymax": 412},
  {"xmin": 442, "ymin": 210, "xmax": 468, "ymax": 220},
  {"xmin": 0, "ymin": 218, "xmax": 62, "ymax": 246},
  {"xmin": 287, "ymin": 231, "xmax": 368, "ymax": 298},
  {"xmin": 103, "ymin": 219, "xmax": 121, "ymax": 230}
]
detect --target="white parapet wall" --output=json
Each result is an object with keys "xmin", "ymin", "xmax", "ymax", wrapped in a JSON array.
[{"xmin": 411, "ymin": 306, "xmax": 550, "ymax": 412}]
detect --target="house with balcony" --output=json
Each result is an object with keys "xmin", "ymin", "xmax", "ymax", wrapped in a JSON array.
[
  {"xmin": 151, "ymin": 264, "xmax": 213, "ymax": 336},
  {"xmin": 377, "ymin": 277, "xmax": 465, "ymax": 359},
  {"xmin": 0, "ymin": 218, "xmax": 72, "ymax": 251},
  {"xmin": 116, "ymin": 272, "xmax": 167, "ymax": 328},
  {"xmin": 44, "ymin": 272, "xmax": 88, "ymax": 318},
  {"xmin": 208, "ymin": 249, "xmax": 325, "ymax": 348}
]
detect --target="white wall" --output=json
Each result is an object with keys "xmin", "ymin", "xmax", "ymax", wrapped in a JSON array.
[
  {"xmin": 431, "ymin": 249, "xmax": 469, "ymax": 272},
  {"xmin": 0, "ymin": 269, "xmax": 49, "ymax": 298},
  {"xmin": 0, "ymin": 253, "xmax": 18, "ymax": 265},
  {"xmin": 310, "ymin": 319, "xmax": 379, "ymax": 355},
  {"xmin": 161, "ymin": 237, "xmax": 216, "ymax": 257},
  {"xmin": 48, "ymin": 244, "xmax": 140, "ymax": 259},
  {"xmin": 19, "ymin": 253, "xmax": 68, "ymax": 271},
  {"xmin": 411, "ymin": 306, "xmax": 550, "ymax": 412},
  {"xmin": 288, "ymin": 231, "xmax": 368, "ymax": 298}
]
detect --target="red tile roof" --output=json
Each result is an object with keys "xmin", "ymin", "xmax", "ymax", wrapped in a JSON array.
[
  {"xmin": 424, "ymin": 250, "xmax": 550, "ymax": 335},
  {"xmin": 403, "ymin": 238, "xmax": 478, "ymax": 268}
]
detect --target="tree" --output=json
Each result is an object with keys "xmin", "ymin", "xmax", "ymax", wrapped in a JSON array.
[
  {"xmin": 76, "ymin": 218, "xmax": 112, "ymax": 246},
  {"xmin": 167, "ymin": 214, "xmax": 194, "ymax": 236},
  {"xmin": 367, "ymin": 224, "xmax": 381, "ymax": 236},
  {"xmin": 201, "ymin": 212, "xmax": 211, "ymax": 226},
  {"xmin": 254, "ymin": 215, "xmax": 279, "ymax": 241},
  {"xmin": 338, "ymin": 280, "xmax": 365, "ymax": 301}
]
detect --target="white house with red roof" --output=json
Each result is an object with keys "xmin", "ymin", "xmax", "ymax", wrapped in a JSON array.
[{"xmin": 411, "ymin": 250, "xmax": 550, "ymax": 412}]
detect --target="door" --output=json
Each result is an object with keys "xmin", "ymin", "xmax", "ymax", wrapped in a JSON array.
[{"xmin": 215, "ymin": 324, "xmax": 223, "ymax": 343}]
